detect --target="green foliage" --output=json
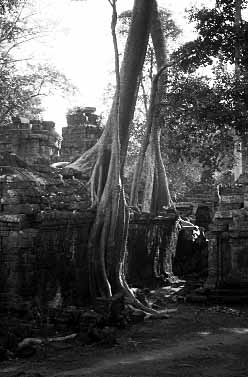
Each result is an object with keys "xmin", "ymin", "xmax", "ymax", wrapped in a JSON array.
[
  {"xmin": 167, "ymin": 0, "xmax": 248, "ymax": 156},
  {"xmin": 0, "ymin": 0, "xmax": 20, "ymax": 15},
  {"xmin": 162, "ymin": 0, "xmax": 248, "ymax": 192},
  {"xmin": 0, "ymin": 0, "xmax": 76, "ymax": 125},
  {"xmin": 173, "ymin": 0, "xmax": 248, "ymax": 71},
  {"xmin": 162, "ymin": 69, "xmax": 236, "ymax": 183},
  {"xmin": 118, "ymin": 7, "xmax": 181, "ymax": 42},
  {"xmin": 116, "ymin": 1, "xmax": 248, "ymax": 194},
  {"xmin": 0, "ymin": 62, "xmax": 75, "ymax": 123}
]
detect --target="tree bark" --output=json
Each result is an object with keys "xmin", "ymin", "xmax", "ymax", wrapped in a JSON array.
[
  {"xmin": 234, "ymin": 0, "xmax": 242, "ymax": 81},
  {"xmin": 130, "ymin": 1, "xmax": 172, "ymax": 213},
  {"xmin": 66, "ymin": 0, "xmax": 154, "ymax": 302},
  {"xmin": 66, "ymin": 0, "xmax": 152, "ymax": 181}
]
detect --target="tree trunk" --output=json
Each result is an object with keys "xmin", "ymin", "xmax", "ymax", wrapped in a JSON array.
[
  {"xmin": 66, "ymin": 0, "xmax": 152, "ymax": 182},
  {"xmin": 66, "ymin": 0, "xmax": 154, "ymax": 302},
  {"xmin": 130, "ymin": 70, "xmax": 161, "ymax": 208},
  {"xmin": 234, "ymin": 0, "xmax": 242, "ymax": 81},
  {"xmin": 130, "ymin": 1, "xmax": 172, "ymax": 213}
]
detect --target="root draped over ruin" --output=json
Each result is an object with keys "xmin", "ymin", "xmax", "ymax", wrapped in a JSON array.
[
  {"xmin": 63, "ymin": 1, "xmax": 174, "ymax": 317},
  {"xmin": 64, "ymin": 0, "xmax": 154, "ymax": 304}
]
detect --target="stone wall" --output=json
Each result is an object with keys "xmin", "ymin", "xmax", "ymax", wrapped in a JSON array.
[
  {"xmin": 176, "ymin": 182, "xmax": 219, "ymax": 229},
  {"xmin": 0, "ymin": 152, "xmax": 183, "ymax": 308},
  {"xmin": 0, "ymin": 108, "xmax": 102, "ymax": 167},
  {"xmin": 0, "ymin": 119, "xmax": 61, "ymax": 166},
  {"xmin": 205, "ymin": 177, "xmax": 248, "ymax": 289},
  {"xmin": 0, "ymin": 153, "xmax": 93, "ymax": 310}
]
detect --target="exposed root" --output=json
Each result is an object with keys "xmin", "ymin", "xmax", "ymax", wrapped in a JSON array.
[
  {"xmin": 64, "ymin": 144, "xmax": 98, "ymax": 176},
  {"xmin": 17, "ymin": 333, "xmax": 77, "ymax": 350},
  {"xmin": 123, "ymin": 285, "xmax": 170, "ymax": 317}
]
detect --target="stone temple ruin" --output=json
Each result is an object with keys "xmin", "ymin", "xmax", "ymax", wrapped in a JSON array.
[
  {"xmin": 0, "ymin": 108, "xmax": 101, "ymax": 310},
  {"xmin": 205, "ymin": 134, "xmax": 248, "ymax": 293},
  {"xmin": 0, "ymin": 107, "xmax": 102, "ymax": 168},
  {"xmin": 174, "ymin": 131, "xmax": 248, "ymax": 302},
  {"xmin": 0, "ymin": 118, "xmax": 61, "ymax": 167},
  {"xmin": 60, "ymin": 107, "xmax": 102, "ymax": 162},
  {"xmin": 1, "ymin": 107, "xmax": 248, "ymax": 310}
]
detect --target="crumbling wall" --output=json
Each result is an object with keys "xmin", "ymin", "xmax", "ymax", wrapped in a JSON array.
[
  {"xmin": 176, "ymin": 182, "xmax": 218, "ymax": 227},
  {"xmin": 0, "ymin": 119, "xmax": 61, "ymax": 166},
  {"xmin": 0, "ymin": 152, "xmax": 182, "ymax": 308},
  {"xmin": 205, "ymin": 181, "xmax": 248, "ymax": 289},
  {"xmin": 0, "ymin": 153, "xmax": 93, "ymax": 311},
  {"xmin": 60, "ymin": 107, "xmax": 102, "ymax": 162}
]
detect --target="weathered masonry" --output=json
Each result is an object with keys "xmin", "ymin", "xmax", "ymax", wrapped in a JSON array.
[
  {"xmin": 2, "ymin": 108, "xmax": 248, "ymax": 308},
  {"xmin": 60, "ymin": 107, "xmax": 102, "ymax": 162},
  {"xmin": 0, "ymin": 107, "xmax": 102, "ymax": 167},
  {"xmin": 0, "ymin": 153, "xmax": 94, "ymax": 310},
  {"xmin": 0, "ymin": 119, "xmax": 61, "ymax": 166}
]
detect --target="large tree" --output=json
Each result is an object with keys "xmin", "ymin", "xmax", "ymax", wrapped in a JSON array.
[
  {"xmin": 65, "ymin": 1, "xmax": 174, "ymax": 315},
  {"xmin": 66, "ymin": 0, "xmax": 160, "ymax": 307}
]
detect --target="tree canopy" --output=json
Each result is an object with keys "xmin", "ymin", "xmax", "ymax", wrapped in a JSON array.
[
  {"xmin": 0, "ymin": 0, "xmax": 75, "ymax": 124},
  {"xmin": 173, "ymin": 0, "xmax": 248, "ymax": 72},
  {"xmin": 157, "ymin": 0, "xmax": 248, "ymax": 189}
]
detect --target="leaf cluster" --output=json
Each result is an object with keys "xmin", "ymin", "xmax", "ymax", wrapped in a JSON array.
[
  {"xmin": 173, "ymin": 0, "xmax": 248, "ymax": 72},
  {"xmin": 0, "ymin": 62, "xmax": 76, "ymax": 124},
  {"xmin": 118, "ymin": 7, "xmax": 181, "ymax": 43},
  {"xmin": 162, "ymin": 71, "xmax": 236, "ymax": 174},
  {"xmin": 0, "ymin": 0, "xmax": 20, "ymax": 15}
]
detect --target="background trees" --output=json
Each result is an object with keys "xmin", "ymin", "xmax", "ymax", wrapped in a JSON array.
[
  {"xmin": 173, "ymin": 0, "xmax": 248, "ymax": 72},
  {"xmin": 163, "ymin": 70, "xmax": 235, "ymax": 195},
  {"xmin": 0, "ymin": 0, "xmax": 75, "ymax": 125},
  {"xmin": 172, "ymin": 0, "xmax": 248, "ymax": 136},
  {"xmin": 160, "ymin": 0, "xmax": 248, "ymax": 194},
  {"xmin": 101, "ymin": 0, "xmax": 248, "ymax": 202},
  {"xmin": 114, "ymin": 6, "xmax": 181, "ymax": 207}
]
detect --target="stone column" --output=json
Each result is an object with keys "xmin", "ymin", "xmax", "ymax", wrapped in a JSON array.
[{"xmin": 204, "ymin": 235, "xmax": 218, "ymax": 289}]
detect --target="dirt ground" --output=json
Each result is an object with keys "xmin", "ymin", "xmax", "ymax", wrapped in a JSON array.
[{"xmin": 1, "ymin": 299, "xmax": 248, "ymax": 377}]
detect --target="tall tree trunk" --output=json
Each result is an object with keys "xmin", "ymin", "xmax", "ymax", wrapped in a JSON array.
[
  {"xmin": 66, "ymin": 0, "xmax": 152, "ymax": 183},
  {"xmin": 66, "ymin": 0, "xmax": 154, "ymax": 302},
  {"xmin": 130, "ymin": 70, "xmax": 161, "ymax": 208},
  {"xmin": 130, "ymin": 1, "xmax": 172, "ymax": 213}
]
